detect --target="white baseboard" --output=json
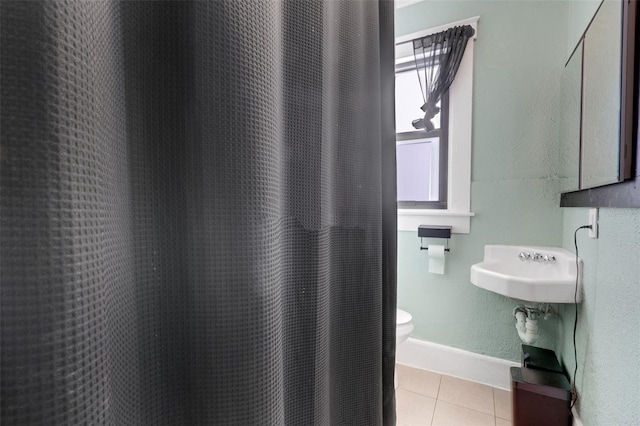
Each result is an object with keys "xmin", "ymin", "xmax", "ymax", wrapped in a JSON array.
[
  {"xmin": 396, "ymin": 337, "xmax": 519, "ymax": 390},
  {"xmin": 572, "ymin": 407, "xmax": 583, "ymax": 426}
]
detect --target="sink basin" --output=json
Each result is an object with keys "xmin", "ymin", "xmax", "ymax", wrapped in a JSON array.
[{"xmin": 470, "ymin": 245, "xmax": 582, "ymax": 303}]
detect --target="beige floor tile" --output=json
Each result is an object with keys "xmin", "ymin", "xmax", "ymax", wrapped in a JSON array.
[
  {"xmin": 437, "ymin": 375, "xmax": 495, "ymax": 415},
  {"xmin": 396, "ymin": 388, "xmax": 437, "ymax": 426},
  {"xmin": 431, "ymin": 400, "xmax": 496, "ymax": 426},
  {"xmin": 493, "ymin": 388, "xmax": 512, "ymax": 420},
  {"xmin": 396, "ymin": 364, "xmax": 442, "ymax": 398},
  {"xmin": 495, "ymin": 418, "xmax": 512, "ymax": 426}
]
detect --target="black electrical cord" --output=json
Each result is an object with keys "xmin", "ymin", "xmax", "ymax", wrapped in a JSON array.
[{"xmin": 571, "ymin": 225, "xmax": 591, "ymax": 408}]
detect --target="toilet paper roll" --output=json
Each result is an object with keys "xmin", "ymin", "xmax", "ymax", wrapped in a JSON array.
[{"xmin": 428, "ymin": 244, "xmax": 445, "ymax": 274}]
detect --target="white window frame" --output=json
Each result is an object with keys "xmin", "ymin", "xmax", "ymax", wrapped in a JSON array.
[{"xmin": 395, "ymin": 16, "xmax": 478, "ymax": 234}]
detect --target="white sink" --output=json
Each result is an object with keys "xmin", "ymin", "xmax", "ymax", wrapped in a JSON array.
[{"xmin": 470, "ymin": 245, "xmax": 582, "ymax": 303}]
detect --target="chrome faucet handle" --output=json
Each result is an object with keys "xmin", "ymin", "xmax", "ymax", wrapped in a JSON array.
[
  {"xmin": 542, "ymin": 254, "xmax": 550, "ymax": 264},
  {"xmin": 518, "ymin": 252, "xmax": 530, "ymax": 261},
  {"xmin": 548, "ymin": 255, "xmax": 556, "ymax": 264}
]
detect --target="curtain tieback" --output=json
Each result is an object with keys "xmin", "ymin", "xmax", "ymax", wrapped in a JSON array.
[{"xmin": 412, "ymin": 102, "xmax": 440, "ymax": 132}]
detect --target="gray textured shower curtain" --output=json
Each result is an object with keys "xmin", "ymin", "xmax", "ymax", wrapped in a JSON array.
[{"xmin": 1, "ymin": 1, "xmax": 397, "ymax": 425}]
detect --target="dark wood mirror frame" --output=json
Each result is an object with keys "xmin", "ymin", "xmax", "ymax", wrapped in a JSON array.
[{"xmin": 561, "ymin": 0, "xmax": 639, "ymax": 207}]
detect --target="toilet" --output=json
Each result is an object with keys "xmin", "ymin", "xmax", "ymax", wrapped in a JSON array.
[
  {"xmin": 396, "ymin": 308, "xmax": 414, "ymax": 347},
  {"xmin": 395, "ymin": 309, "xmax": 414, "ymax": 389}
]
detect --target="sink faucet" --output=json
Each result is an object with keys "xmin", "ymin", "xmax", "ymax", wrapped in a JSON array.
[
  {"xmin": 519, "ymin": 251, "xmax": 557, "ymax": 263},
  {"xmin": 518, "ymin": 252, "xmax": 531, "ymax": 261}
]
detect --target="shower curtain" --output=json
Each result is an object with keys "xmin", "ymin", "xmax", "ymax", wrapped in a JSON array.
[{"xmin": 1, "ymin": 1, "xmax": 397, "ymax": 425}]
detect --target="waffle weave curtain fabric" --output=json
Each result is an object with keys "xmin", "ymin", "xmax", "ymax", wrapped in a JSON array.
[{"xmin": 0, "ymin": 1, "xmax": 397, "ymax": 425}]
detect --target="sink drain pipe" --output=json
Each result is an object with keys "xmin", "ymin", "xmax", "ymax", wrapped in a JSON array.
[
  {"xmin": 515, "ymin": 310, "xmax": 538, "ymax": 345},
  {"xmin": 513, "ymin": 306, "xmax": 543, "ymax": 345}
]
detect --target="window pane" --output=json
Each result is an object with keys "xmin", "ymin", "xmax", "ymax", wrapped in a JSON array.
[
  {"xmin": 396, "ymin": 138, "xmax": 440, "ymax": 202},
  {"xmin": 395, "ymin": 68, "xmax": 441, "ymax": 133}
]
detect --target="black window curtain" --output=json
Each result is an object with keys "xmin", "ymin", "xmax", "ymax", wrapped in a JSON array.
[
  {"xmin": 0, "ymin": 1, "xmax": 397, "ymax": 425},
  {"xmin": 411, "ymin": 25, "xmax": 475, "ymax": 131}
]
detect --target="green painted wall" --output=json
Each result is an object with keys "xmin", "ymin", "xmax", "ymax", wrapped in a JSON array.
[
  {"xmin": 558, "ymin": 209, "xmax": 640, "ymax": 425},
  {"xmin": 396, "ymin": 1, "xmax": 568, "ymax": 361}
]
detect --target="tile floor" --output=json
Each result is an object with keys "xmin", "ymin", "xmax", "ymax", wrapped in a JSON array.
[{"xmin": 396, "ymin": 364, "xmax": 512, "ymax": 426}]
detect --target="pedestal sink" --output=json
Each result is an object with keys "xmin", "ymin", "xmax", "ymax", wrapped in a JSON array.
[{"xmin": 470, "ymin": 245, "xmax": 582, "ymax": 303}]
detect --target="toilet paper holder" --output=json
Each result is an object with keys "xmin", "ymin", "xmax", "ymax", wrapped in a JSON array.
[{"xmin": 418, "ymin": 225, "xmax": 451, "ymax": 252}]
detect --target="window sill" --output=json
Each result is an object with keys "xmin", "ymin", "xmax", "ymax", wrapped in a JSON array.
[{"xmin": 397, "ymin": 209, "xmax": 474, "ymax": 233}]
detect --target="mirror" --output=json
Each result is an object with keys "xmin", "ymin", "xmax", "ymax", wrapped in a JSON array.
[
  {"xmin": 559, "ymin": 40, "xmax": 582, "ymax": 193},
  {"xmin": 580, "ymin": 0, "xmax": 623, "ymax": 189},
  {"xmin": 560, "ymin": 0, "xmax": 639, "ymax": 207}
]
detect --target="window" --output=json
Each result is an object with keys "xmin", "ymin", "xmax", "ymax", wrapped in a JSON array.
[
  {"xmin": 394, "ymin": 17, "xmax": 478, "ymax": 233},
  {"xmin": 396, "ymin": 130, "xmax": 445, "ymax": 207},
  {"xmin": 396, "ymin": 66, "xmax": 449, "ymax": 209}
]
